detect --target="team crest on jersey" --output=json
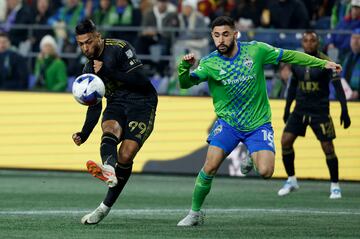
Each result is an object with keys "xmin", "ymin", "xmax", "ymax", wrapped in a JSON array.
[
  {"xmin": 212, "ymin": 124, "xmax": 223, "ymax": 136},
  {"xmin": 243, "ymin": 56, "xmax": 253, "ymax": 69},
  {"xmin": 125, "ymin": 49, "xmax": 133, "ymax": 59}
]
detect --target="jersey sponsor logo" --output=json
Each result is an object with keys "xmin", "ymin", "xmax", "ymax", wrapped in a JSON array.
[
  {"xmin": 221, "ymin": 75, "xmax": 254, "ymax": 85},
  {"xmin": 299, "ymin": 81, "xmax": 320, "ymax": 92},
  {"xmin": 125, "ymin": 49, "xmax": 134, "ymax": 59}
]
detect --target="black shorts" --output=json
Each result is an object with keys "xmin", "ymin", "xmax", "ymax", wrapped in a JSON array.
[
  {"xmin": 102, "ymin": 92, "xmax": 157, "ymax": 147},
  {"xmin": 284, "ymin": 111, "xmax": 336, "ymax": 141}
]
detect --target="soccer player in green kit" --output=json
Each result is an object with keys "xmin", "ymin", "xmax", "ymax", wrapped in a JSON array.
[{"xmin": 177, "ymin": 16, "xmax": 343, "ymax": 226}]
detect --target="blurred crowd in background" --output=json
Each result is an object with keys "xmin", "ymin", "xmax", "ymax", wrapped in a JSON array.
[{"xmin": 0, "ymin": 0, "xmax": 359, "ymax": 100}]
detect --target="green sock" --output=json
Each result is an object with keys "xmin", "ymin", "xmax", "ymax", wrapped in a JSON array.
[{"xmin": 191, "ymin": 169, "xmax": 214, "ymax": 211}]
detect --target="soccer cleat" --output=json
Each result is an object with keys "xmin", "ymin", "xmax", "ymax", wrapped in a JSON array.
[
  {"xmin": 278, "ymin": 180, "xmax": 299, "ymax": 196},
  {"xmin": 329, "ymin": 187, "xmax": 342, "ymax": 199},
  {"xmin": 81, "ymin": 203, "xmax": 110, "ymax": 225},
  {"xmin": 177, "ymin": 210, "xmax": 205, "ymax": 226},
  {"xmin": 86, "ymin": 160, "xmax": 118, "ymax": 187},
  {"xmin": 240, "ymin": 156, "xmax": 254, "ymax": 175}
]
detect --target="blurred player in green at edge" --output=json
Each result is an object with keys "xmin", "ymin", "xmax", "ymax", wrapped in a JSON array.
[
  {"xmin": 277, "ymin": 31, "xmax": 351, "ymax": 199},
  {"xmin": 176, "ymin": 16, "xmax": 343, "ymax": 226}
]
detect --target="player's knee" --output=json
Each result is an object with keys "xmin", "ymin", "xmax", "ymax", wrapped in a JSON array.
[
  {"xmin": 321, "ymin": 142, "xmax": 334, "ymax": 154},
  {"xmin": 257, "ymin": 166, "xmax": 274, "ymax": 179},
  {"xmin": 203, "ymin": 164, "xmax": 218, "ymax": 176},
  {"xmin": 281, "ymin": 137, "xmax": 291, "ymax": 148},
  {"xmin": 118, "ymin": 151, "xmax": 135, "ymax": 164}
]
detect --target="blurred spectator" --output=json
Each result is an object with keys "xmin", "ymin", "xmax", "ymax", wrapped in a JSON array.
[
  {"xmin": 341, "ymin": 28, "xmax": 360, "ymax": 100},
  {"xmin": 331, "ymin": 0, "xmax": 351, "ymax": 28},
  {"xmin": 136, "ymin": 0, "xmax": 178, "ymax": 75},
  {"xmin": 0, "ymin": 32, "xmax": 28, "ymax": 90},
  {"xmin": 2, "ymin": 0, "xmax": 34, "ymax": 47},
  {"xmin": 91, "ymin": 0, "xmax": 119, "ymax": 37},
  {"xmin": 231, "ymin": 0, "xmax": 266, "ymax": 30},
  {"xmin": 47, "ymin": 0, "xmax": 85, "ymax": 52},
  {"xmin": 177, "ymin": 0, "xmax": 209, "ymax": 40},
  {"xmin": 33, "ymin": 35, "xmax": 67, "ymax": 92},
  {"xmin": 111, "ymin": 0, "xmax": 142, "ymax": 44},
  {"xmin": 270, "ymin": 63, "xmax": 292, "ymax": 99},
  {"xmin": 0, "ymin": 0, "xmax": 7, "ymax": 22},
  {"xmin": 328, "ymin": 0, "xmax": 360, "ymax": 60},
  {"xmin": 31, "ymin": 0, "xmax": 53, "ymax": 52},
  {"xmin": 262, "ymin": 0, "xmax": 309, "ymax": 29}
]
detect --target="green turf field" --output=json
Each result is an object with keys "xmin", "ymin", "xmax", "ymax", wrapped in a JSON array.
[{"xmin": 0, "ymin": 170, "xmax": 359, "ymax": 239}]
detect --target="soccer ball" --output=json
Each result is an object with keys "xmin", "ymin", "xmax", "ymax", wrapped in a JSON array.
[{"xmin": 72, "ymin": 73, "xmax": 105, "ymax": 106}]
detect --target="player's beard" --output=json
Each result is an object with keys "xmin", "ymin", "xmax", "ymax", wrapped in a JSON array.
[
  {"xmin": 217, "ymin": 40, "xmax": 235, "ymax": 55},
  {"xmin": 85, "ymin": 44, "xmax": 101, "ymax": 60}
]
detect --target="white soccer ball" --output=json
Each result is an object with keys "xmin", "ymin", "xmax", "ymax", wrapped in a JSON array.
[{"xmin": 72, "ymin": 73, "xmax": 105, "ymax": 106}]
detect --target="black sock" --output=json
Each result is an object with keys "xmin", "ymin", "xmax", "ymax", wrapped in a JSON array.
[
  {"xmin": 100, "ymin": 133, "xmax": 119, "ymax": 167},
  {"xmin": 282, "ymin": 147, "xmax": 295, "ymax": 176},
  {"xmin": 103, "ymin": 163, "xmax": 133, "ymax": 207},
  {"xmin": 326, "ymin": 153, "xmax": 338, "ymax": 183}
]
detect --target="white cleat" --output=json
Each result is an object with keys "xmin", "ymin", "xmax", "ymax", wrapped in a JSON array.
[
  {"xmin": 86, "ymin": 160, "xmax": 118, "ymax": 187},
  {"xmin": 278, "ymin": 180, "xmax": 299, "ymax": 196},
  {"xmin": 329, "ymin": 187, "xmax": 342, "ymax": 199},
  {"xmin": 177, "ymin": 210, "xmax": 205, "ymax": 226},
  {"xmin": 81, "ymin": 203, "xmax": 110, "ymax": 225},
  {"xmin": 240, "ymin": 156, "xmax": 254, "ymax": 175}
]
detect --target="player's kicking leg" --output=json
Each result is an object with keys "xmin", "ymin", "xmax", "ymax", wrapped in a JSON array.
[{"xmin": 86, "ymin": 160, "xmax": 118, "ymax": 187}]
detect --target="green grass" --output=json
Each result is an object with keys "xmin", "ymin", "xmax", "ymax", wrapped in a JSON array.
[{"xmin": 0, "ymin": 170, "xmax": 359, "ymax": 238}]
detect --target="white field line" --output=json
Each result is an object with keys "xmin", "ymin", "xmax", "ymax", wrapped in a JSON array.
[{"xmin": 0, "ymin": 208, "xmax": 360, "ymax": 216}]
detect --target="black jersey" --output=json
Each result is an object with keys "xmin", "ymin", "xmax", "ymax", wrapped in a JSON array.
[
  {"xmin": 83, "ymin": 38, "xmax": 157, "ymax": 99},
  {"xmin": 290, "ymin": 52, "xmax": 336, "ymax": 115}
]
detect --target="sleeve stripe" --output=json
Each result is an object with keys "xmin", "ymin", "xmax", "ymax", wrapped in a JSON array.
[
  {"xmin": 190, "ymin": 72, "xmax": 200, "ymax": 79},
  {"xmin": 276, "ymin": 48, "xmax": 284, "ymax": 63}
]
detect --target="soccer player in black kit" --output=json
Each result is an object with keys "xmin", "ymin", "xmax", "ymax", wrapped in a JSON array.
[
  {"xmin": 72, "ymin": 19, "xmax": 157, "ymax": 224},
  {"xmin": 277, "ymin": 31, "xmax": 351, "ymax": 199}
]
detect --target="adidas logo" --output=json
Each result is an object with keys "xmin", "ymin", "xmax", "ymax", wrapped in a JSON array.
[{"xmin": 219, "ymin": 69, "xmax": 227, "ymax": 75}]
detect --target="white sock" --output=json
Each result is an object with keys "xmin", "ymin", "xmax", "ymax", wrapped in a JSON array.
[
  {"xmin": 331, "ymin": 182, "xmax": 340, "ymax": 190},
  {"xmin": 288, "ymin": 176, "xmax": 297, "ymax": 183},
  {"xmin": 100, "ymin": 202, "xmax": 110, "ymax": 211}
]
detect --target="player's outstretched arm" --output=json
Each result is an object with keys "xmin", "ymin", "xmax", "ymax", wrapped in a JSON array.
[{"xmin": 178, "ymin": 53, "xmax": 197, "ymax": 89}]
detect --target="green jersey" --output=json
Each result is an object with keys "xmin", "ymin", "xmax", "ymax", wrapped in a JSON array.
[{"xmin": 178, "ymin": 41, "xmax": 328, "ymax": 131}]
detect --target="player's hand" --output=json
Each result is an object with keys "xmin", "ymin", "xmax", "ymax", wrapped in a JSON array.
[
  {"xmin": 182, "ymin": 53, "xmax": 196, "ymax": 65},
  {"xmin": 72, "ymin": 132, "xmax": 83, "ymax": 146},
  {"xmin": 324, "ymin": 61, "xmax": 342, "ymax": 74},
  {"xmin": 283, "ymin": 110, "xmax": 290, "ymax": 124},
  {"xmin": 340, "ymin": 110, "xmax": 351, "ymax": 129},
  {"xmin": 93, "ymin": 60, "xmax": 103, "ymax": 73}
]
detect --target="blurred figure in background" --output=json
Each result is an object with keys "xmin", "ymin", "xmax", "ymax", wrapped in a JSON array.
[
  {"xmin": 0, "ymin": 32, "xmax": 28, "ymax": 90},
  {"xmin": 2, "ymin": 0, "xmax": 34, "ymax": 47},
  {"xmin": 48, "ymin": 0, "xmax": 86, "ymax": 53},
  {"xmin": 111, "ymin": 0, "xmax": 142, "ymax": 44},
  {"xmin": 278, "ymin": 31, "xmax": 351, "ymax": 200},
  {"xmin": 328, "ymin": 0, "xmax": 360, "ymax": 60},
  {"xmin": 91, "ymin": 0, "xmax": 119, "ymax": 37},
  {"xmin": 270, "ymin": 63, "xmax": 292, "ymax": 99},
  {"xmin": 136, "ymin": 0, "xmax": 177, "ymax": 76},
  {"xmin": 231, "ymin": 0, "xmax": 266, "ymax": 30},
  {"xmin": 33, "ymin": 35, "xmax": 67, "ymax": 91},
  {"xmin": 341, "ymin": 28, "xmax": 360, "ymax": 100},
  {"xmin": 331, "ymin": 0, "xmax": 351, "ymax": 28},
  {"xmin": 31, "ymin": 0, "xmax": 54, "ymax": 52},
  {"xmin": 262, "ymin": 0, "xmax": 309, "ymax": 29}
]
